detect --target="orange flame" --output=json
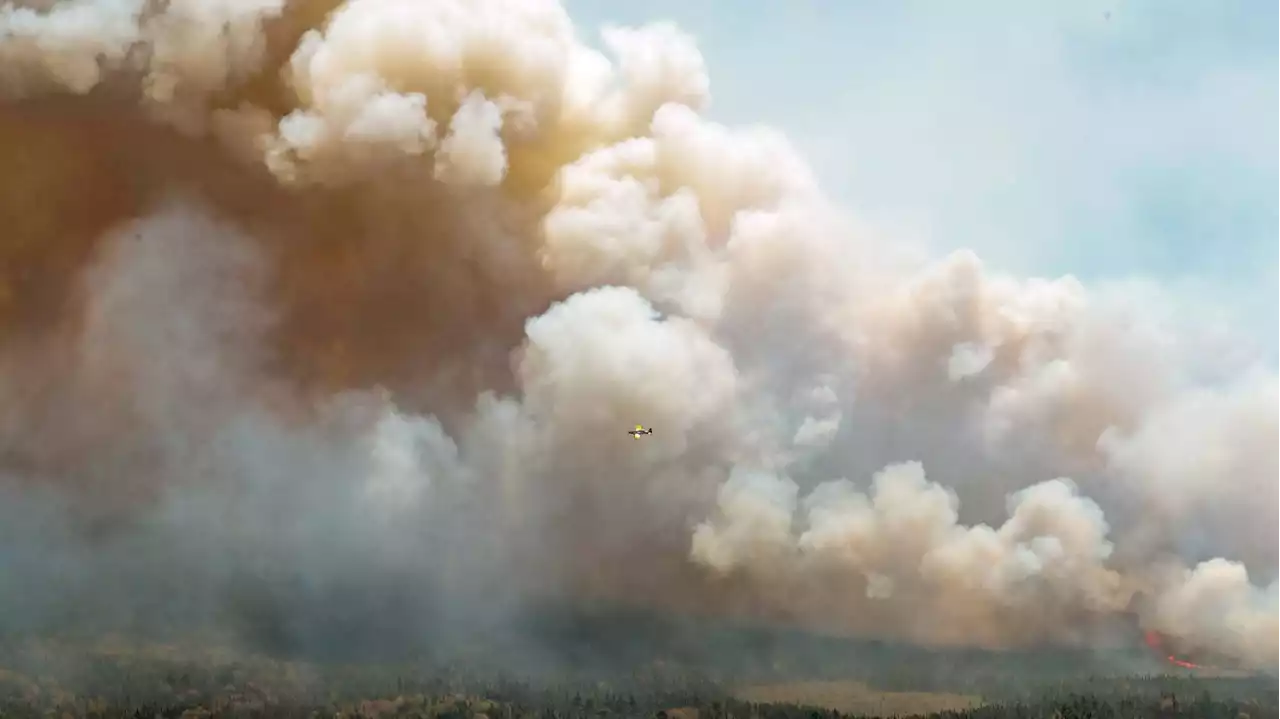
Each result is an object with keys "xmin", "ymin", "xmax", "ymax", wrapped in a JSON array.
[{"xmin": 1144, "ymin": 630, "xmax": 1202, "ymax": 669}]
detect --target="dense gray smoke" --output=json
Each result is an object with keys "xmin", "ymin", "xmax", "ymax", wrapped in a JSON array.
[{"xmin": 0, "ymin": 0, "xmax": 1275, "ymax": 671}]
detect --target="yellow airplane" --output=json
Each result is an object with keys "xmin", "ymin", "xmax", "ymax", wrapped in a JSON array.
[{"xmin": 628, "ymin": 424, "xmax": 654, "ymax": 440}]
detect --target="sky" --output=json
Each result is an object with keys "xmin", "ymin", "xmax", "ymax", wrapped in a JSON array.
[{"xmin": 565, "ymin": 0, "xmax": 1279, "ymax": 349}]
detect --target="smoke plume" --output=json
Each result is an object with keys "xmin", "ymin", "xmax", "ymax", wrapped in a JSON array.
[{"xmin": 0, "ymin": 0, "xmax": 1275, "ymax": 671}]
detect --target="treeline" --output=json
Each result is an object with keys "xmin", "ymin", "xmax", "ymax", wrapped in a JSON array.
[
  {"xmin": 0, "ymin": 620, "xmax": 1274, "ymax": 719},
  {"xmin": 0, "ymin": 688, "xmax": 1273, "ymax": 718},
  {"xmin": 0, "ymin": 655, "xmax": 1274, "ymax": 719},
  {"xmin": 911, "ymin": 689, "xmax": 1273, "ymax": 719}
]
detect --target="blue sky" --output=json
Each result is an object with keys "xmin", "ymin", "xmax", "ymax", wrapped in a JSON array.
[{"xmin": 565, "ymin": 0, "xmax": 1278, "ymax": 350}]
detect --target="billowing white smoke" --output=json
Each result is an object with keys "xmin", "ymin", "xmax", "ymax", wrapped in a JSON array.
[
  {"xmin": 695, "ymin": 463, "xmax": 1133, "ymax": 645},
  {"xmin": 0, "ymin": 0, "xmax": 1274, "ymax": 670}
]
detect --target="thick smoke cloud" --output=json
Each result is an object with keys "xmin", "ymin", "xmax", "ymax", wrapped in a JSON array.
[{"xmin": 0, "ymin": 0, "xmax": 1275, "ymax": 671}]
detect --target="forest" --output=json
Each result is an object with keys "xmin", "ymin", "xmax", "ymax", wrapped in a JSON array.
[{"xmin": 0, "ymin": 611, "xmax": 1273, "ymax": 719}]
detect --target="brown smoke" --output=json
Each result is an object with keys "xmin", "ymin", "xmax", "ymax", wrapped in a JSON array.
[{"xmin": 0, "ymin": 0, "xmax": 1275, "ymax": 670}]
